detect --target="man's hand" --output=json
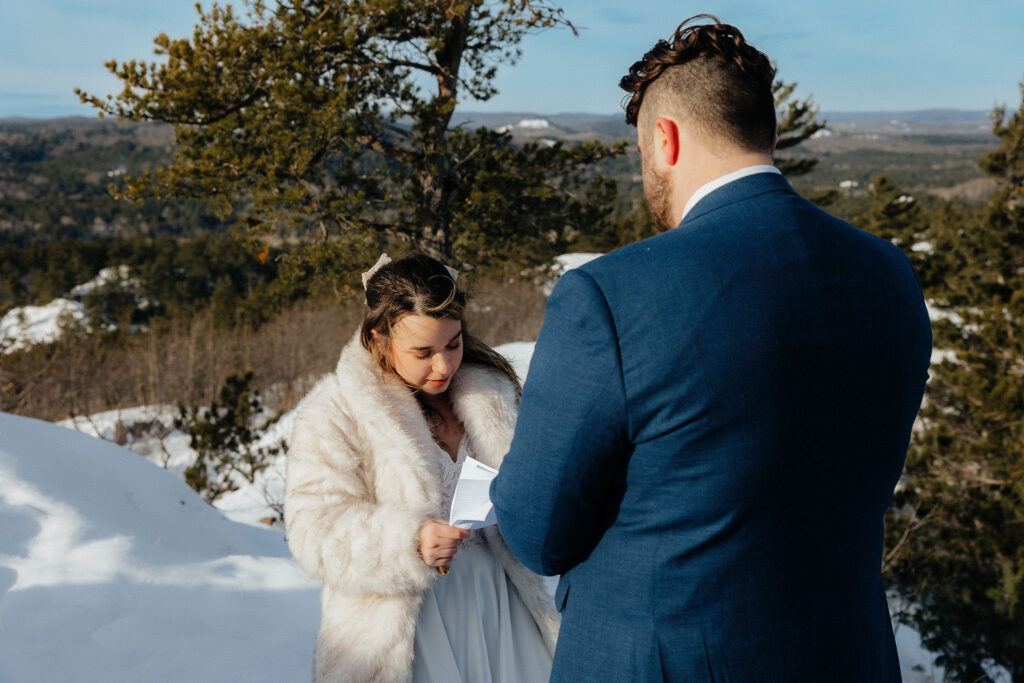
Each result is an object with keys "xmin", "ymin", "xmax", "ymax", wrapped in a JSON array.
[{"xmin": 417, "ymin": 519, "xmax": 471, "ymax": 568}]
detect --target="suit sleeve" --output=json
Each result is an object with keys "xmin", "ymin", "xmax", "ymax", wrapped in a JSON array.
[
  {"xmin": 491, "ymin": 268, "xmax": 630, "ymax": 576},
  {"xmin": 284, "ymin": 388, "xmax": 437, "ymax": 596}
]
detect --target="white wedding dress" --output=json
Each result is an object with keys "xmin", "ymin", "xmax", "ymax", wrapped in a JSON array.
[{"xmin": 411, "ymin": 438, "xmax": 553, "ymax": 683}]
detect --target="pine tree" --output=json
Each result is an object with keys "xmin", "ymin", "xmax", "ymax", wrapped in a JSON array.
[
  {"xmin": 76, "ymin": 0, "xmax": 624, "ymax": 268},
  {"xmin": 176, "ymin": 371, "xmax": 283, "ymax": 503},
  {"xmin": 862, "ymin": 175, "xmax": 927, "ymax": 248},
  {"xmin": 773, "ymin": 80, "xmax": 825, "ymax": 177},
  {"xmin": 884, "ymin": 83, "xmax": 1024, "ymax": 680}
]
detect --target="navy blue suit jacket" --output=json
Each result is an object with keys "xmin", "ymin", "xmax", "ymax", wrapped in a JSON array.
[{"xmin": 491, "ymin": 172, "xmax": 932, "ymax": 682}]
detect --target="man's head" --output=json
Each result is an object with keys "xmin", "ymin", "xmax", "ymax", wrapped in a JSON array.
[{"xmin": 620, "ymin": 15, "xmax": 777, "ymax": 230}]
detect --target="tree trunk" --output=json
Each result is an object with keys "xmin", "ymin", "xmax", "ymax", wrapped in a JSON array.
[{"xmin": 415, "ymin": 10, "xmax": 470, "ymax": 262}]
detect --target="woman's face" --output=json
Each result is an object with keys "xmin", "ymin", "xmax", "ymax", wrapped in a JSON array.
[{"xmin": 385, "ymin": 314, "xmax": 463, "ymax": 395}]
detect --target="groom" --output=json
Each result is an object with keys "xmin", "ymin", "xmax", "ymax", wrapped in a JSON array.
[{"xmin": 491, "ymin": 15, "xmax": 932, "ymax": 682}]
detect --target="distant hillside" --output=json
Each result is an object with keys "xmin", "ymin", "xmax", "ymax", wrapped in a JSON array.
[
  {"xmin": 0, "ymin": 116, "xmax": 174, "ymax": 151},
  {"xmin": 0, "ymin": 110, "xmax": 999, "ymax": 242},
  {"xmin": 818, "ymin": 110, "xmax": 992, "ymax": 137},
  {"xmin": 0, "ymin": 117, "xmax": 218, "ymax": 242},
  {"xmin": 452, "ymin": 111, "xmax": 622, "ymax": 129},
  {"xmin": 451, "ymin": 109, "xmax": 994, "ymax": 136},
  {"xmin": 2, "ymin": 108, "xmax": 995, "ymax": 133},
  {"xmin": 2, "ymin": 108, "xmax": 995, "ymax": 145},
  {"xmin": 449, "ymin": 111, "xmax": 633, "ymax": 143},
  {"xmin": 822, "ymin": 109, "xmax": 990, "ymax": 124}
]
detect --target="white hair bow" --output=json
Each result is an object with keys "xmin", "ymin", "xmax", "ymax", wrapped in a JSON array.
[
  {"xmin": 360, "ymin": 253, "xmax": 460, "ymax": 292},
  {"xmin": 361, "ymin": 253, "xmax": 392, "ymax": 291}
]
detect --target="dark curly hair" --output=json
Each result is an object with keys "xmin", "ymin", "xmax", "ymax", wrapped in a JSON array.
[{"xmin": 619, "ymin": 14, "xmax": 777, "ymax": 152}]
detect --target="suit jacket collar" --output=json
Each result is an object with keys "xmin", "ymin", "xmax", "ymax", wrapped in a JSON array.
[{"xmin": 679, "ymin": 171, "xmax": 796, "ymax": 228}]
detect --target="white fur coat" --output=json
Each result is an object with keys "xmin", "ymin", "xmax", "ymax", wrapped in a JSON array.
[{"xmin": 285, "ymin": 333, "xmax": 560, "ymax": 683}]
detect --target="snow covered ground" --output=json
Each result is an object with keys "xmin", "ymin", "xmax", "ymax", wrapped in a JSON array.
[
  {"xmin": 68, "ymin": 265, "xmax": 140, "ymax": 300},
  {"xmin": 496, "ymin": 341, "xmax": 537, "ymax": 382},
  {"xmin": 0, "ymin": 298, "xmax": 86, "ymax": 354},
  {"xmin": 552, "ymin": 252, "xmax": 602, "ymax": 274},
  {"xmin": 1, "ymin": 265, "xmax": 154, "ymax": 355},
  {"xmin": 0, "ymin": 411, "xmax": 319, "ymax": 682},
  {"xmin": 58, "ymin": 404, "xmax": 294, "ymax": 531},
  {"xmin": 538, "ymin": 252, "xmax": 603, "ymax": 295}
]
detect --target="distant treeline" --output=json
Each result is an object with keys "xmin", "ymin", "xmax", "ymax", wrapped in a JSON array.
[
  {"xmin": 0, "ymin": 119, "xmax": 228, "ymax": 242},
  {"xmin": 0, "ymin": 117, "xmax": 996, "ymax": 246},
  {"xmin": 0, "ymin": 232, "xmax": 348, "ymax": 337}
]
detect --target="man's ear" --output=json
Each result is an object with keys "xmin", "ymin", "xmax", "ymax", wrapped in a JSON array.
[
  {"xmin": 655, "ymin": 116, "xmax": 680, "ymax": 167},
  {"xmin": 771, "ymin": 133, "xmax": 779, "ymax": 154}
]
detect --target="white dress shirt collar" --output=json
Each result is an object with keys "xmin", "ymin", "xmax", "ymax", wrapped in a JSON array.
[{"xmin": 679, "ymin": 165, "xmax": 782, "ymax": 225}]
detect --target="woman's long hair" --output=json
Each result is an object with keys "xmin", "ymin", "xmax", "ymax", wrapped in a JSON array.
[{"xmin": 360, "ymin": 253, "xmax": 521, "ymax": 398}]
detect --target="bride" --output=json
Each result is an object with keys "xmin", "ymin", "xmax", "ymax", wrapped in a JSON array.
[{"xmin": 284, "ymin": 253, "xmax": 559, "ymax": 682}]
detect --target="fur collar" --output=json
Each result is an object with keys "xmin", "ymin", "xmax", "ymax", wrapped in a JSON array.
[{"xmin": 332, "ymin": 332, "xmax": 518, "ymax": 508}]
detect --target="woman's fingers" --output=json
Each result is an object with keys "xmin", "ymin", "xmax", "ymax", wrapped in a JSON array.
[
  {"xmin": 424, "ymin": 543, "xmax": 459, "ymax": 561},
  {"xmin": 426, "ymin": 553, "xmax": 454, "ymax": 567},
  {"xmin": 435, "ymin": 524, "xmax": 472, "ymax": 540},
  {"xmin": 417, "ymin": 518, "xmax": 472, "ymax": 567},
  {"xmin": 424, "ymin": 519, "xmax": 471, "ymax": 538}
]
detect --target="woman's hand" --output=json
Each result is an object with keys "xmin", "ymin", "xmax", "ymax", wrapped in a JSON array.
[{"xmin": 417, "ymin": 519, "xmax": 471, "ymax": 569}]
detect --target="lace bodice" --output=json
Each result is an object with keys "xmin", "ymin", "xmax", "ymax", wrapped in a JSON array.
[{"xmin": 437, "ymin": 438, "xmax": 486, "ymax": 547}]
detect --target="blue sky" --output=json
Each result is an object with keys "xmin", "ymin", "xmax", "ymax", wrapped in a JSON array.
[{"xmin": 2, "ymin": 0, "xmax": 1023, "ymax": 118}]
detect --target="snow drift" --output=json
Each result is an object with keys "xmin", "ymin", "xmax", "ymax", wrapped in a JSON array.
[{"xmin": 0, "ymin": 412, "xmax": 319, "ymax": 682}]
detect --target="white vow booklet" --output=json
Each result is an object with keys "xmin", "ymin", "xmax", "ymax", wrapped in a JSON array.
[{"xmin": 448, "ymin": 456, "xmax": 499, "ymax": 530}]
